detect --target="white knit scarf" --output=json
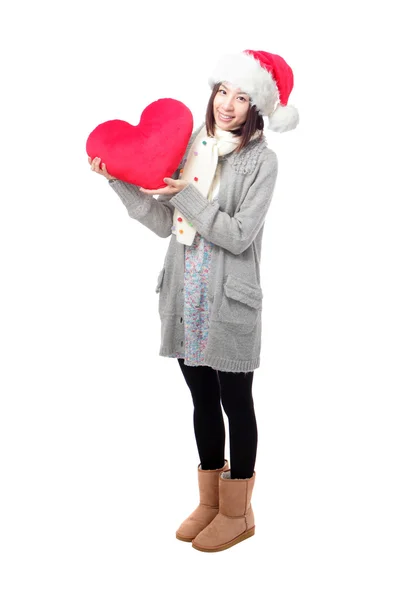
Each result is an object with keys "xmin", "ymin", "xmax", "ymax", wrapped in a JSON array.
[{"xmin": 172, "ymin": 125, "xmax": 241, "ymax": 246}]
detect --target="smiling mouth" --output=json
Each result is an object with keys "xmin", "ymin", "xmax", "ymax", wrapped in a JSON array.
[{"xmin": 218, "ymin": 112, "xmax": 234, "ymax": 121}]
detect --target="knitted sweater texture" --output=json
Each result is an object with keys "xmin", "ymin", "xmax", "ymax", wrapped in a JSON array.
[{"xmin": 109, "ymin": 127, "xmax": 278, "ymax": 372}]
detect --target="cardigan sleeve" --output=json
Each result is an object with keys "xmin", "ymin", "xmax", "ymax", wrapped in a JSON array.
[
  {"xmin": 108, "ymin": 178, "xmax": 177, "ymax": 238},
  {"xmin": 169, "ymin": 151, "xmax": 278, "ymax": 255}
]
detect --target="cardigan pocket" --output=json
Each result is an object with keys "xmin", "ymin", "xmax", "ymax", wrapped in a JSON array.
[
  {"xmin": 218, "ymin": 274, "xmax": 263, "ymax": 333},
  {"xmin": 155, "ymin": 267, "xmax": 165, "ymax": 293},
  {"xmin": 155, "ymin": 267, "xmax": 166, "ymax": 315},
  {"xmin": 155, "ymin": 267, "xmax": 175, "ymax": 316}
]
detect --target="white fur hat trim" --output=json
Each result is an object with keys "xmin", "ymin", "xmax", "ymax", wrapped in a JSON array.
[{"xmin": 208, "ymin": 52, "xmax": 279, "ymax": 117}]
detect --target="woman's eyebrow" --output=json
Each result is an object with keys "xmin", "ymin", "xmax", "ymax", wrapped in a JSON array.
[{"xmin": 220, "ymin": 84, "xmax": 249, "ymax": 96}]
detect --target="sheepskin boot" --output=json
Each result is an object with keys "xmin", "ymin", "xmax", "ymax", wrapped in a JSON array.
[
  {"xmin": 176, "ymin": 460, "xmax": 229, "ymax": 542},
  {"xmin": 191, "ymin": 470, "xmax": 256, "ymax": 552}
]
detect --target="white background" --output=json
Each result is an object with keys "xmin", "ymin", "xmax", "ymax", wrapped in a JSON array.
[{"xmin": 1, "ymin": 1, "xmax": 399, "ymax": 598}]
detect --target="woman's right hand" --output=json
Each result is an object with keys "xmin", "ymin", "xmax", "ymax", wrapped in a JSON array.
[{"xmin": 88, "ymin": 156, "xmax": 116, "ymax": 181}]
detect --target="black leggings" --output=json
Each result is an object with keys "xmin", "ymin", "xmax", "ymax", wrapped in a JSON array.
[{"xmin": 177, "ymin": 359, "xmax": 258, "ymax": 479}]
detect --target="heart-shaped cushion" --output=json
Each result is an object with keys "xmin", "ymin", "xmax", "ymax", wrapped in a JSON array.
[{"xmin": 86, "ymin": 98, "xmax": 193, "ymax": 189}]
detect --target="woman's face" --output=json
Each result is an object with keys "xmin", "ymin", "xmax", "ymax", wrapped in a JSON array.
[{"xmin": 213, "ymin": 81, "xmax": 250, "ymax": 131}]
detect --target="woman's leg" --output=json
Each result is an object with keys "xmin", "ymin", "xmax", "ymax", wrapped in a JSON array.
[
  {"xmin": 218, "ymin": 370, "xmax": 257, "ymax": 479},
  {"xmin": 177, "ymin": 359, "xmax": 225, "ymax": 470}
]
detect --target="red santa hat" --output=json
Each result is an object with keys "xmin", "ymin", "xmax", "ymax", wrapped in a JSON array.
[{"xmin": 208, "ymin": 49, "xmax": 299, "ymax": 133}]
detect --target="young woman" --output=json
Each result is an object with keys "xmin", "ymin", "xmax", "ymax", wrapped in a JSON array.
[{"xmin": 89, "ymin": 49, "xmax": 299, "ymax": 552}]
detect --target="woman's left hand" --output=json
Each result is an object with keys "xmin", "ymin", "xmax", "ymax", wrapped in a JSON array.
[{"xmin": 139, "ymin": 177, "xmax": 189, "ymax": 196}]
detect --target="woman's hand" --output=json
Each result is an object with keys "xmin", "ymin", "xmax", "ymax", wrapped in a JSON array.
[
  {"xmin": 88, "ymin": 156, "xmax": 116, "ymax": 181},
  {"xmin": 139, "ymin": 177, "xmax": 188, "ymax": 196}
]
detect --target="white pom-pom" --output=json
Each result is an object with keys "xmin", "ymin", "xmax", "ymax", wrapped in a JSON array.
[{"xmin": 268, "ymin": 104, "xmax": 299, "ymax": 133}]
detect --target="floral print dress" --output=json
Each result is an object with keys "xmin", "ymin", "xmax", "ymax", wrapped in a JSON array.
[
  {"xmin": 174, "ymin": 231, "xmax": 214, "ymax": 366},
  {"xmin": 173, "ymin": 163, "xmax": 222, "ymax": 366}
]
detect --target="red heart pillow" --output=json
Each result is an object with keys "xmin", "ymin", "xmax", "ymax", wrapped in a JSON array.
[{"xmin": 86, "ymin": 98, "xmax": 193, "ymax": 189}]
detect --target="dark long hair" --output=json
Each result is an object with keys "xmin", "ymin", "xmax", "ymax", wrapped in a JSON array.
[{"xmin": 205, "ymin": 83, "xmax": 264, "ymax": 153}]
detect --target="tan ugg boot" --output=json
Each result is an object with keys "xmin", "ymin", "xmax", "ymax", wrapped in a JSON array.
[
  {"xmin": 191, "ymin": 470, "xmax": 256, "ymax": 552},
  {"xmin": 176, "ymin": 460, "xmax": 229, "ymax": 542}
]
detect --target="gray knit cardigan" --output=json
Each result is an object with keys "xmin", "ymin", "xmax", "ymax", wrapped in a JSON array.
[{"xmin": 109, "ymin": 126, "xmax": 278, "ymax": 372}]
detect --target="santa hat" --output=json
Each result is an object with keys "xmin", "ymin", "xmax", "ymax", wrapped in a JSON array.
[{"xmin": 208, "ymin": 49, "xmax": 299, "ymax": 133}]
